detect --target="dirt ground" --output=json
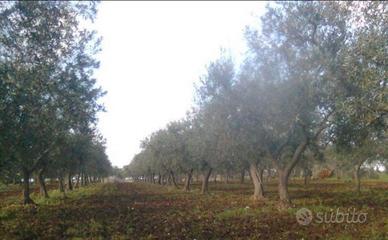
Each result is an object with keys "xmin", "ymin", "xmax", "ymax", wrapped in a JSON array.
[{"xmin": 0, "ymin": 180, "xmax": 387, "ymax": 239}]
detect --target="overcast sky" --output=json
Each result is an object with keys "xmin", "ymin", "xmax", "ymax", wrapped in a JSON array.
[{"xmin": 93, "ymin": 1, "xmax": 267, "ymax": 167}]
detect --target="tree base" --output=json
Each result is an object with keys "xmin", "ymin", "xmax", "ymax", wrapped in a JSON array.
[
  {"xmin": 277, "ymin": 199, "xmax": 292, "ymax": 210},
  {"xmin": 23, "ymin": 197, "xmax": 36, "ymax": 205},
  {"xmin": 252, "ymin": 195, "xmax": 267, "ymax": 201}
]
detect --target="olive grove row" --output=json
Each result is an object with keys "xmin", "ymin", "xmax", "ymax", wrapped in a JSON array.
[
  {"xmin": 0, "ymin": 2, "xmax": 111, "ymax": 204},
  {"xmin": 126, "ymin": 2, "xmax": 387, "ymax": 207}
]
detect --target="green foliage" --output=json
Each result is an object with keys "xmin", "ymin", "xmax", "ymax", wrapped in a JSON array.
[{"xmin": 0, "ymin": 1, "xmax": 111, "ymax": 202}]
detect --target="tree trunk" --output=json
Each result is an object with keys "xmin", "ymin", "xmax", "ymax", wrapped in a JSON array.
[
  {"xmin": 259, "ymin": 168, "xmax": 264, "ymax": 184},
  {"xmin": 183, "ymin": 169, "xmax": 193, "ymax": 191},
  {"xmin": 75, "ymin": 173, "xmax": 80, "ymax": 188},
  {"xmin": 84, "ymin": 174, "xmax": 88, "ymax": 185},
  {"xmin": 67, "ymin": 173, "xmax": 73, "ymax": 191},
  {"xmin": 23, "ymin": 169, "xmax": 35, "ymax": 204},
  {"xmin": 59, "ymin": 176, "xmax": 66, "ymax": 197},
  {"xmin": 249, "ymin": 163, "xmax": 265, "ymax": 200},
  {"xmin": 167, "ymin": 173, "xmax": 171, "ymax": 185},
  {"xmin": 276, "ymin": 139, "xmax": 308, "ymax": 208},
  {"xmin": 303, "ymin": 168, "xmax": 310, "ymax": 185},
  {"xmin": 38, "ymin": 169, "xmax": 49, "ymax": 198},
  {"xmin": 157, "ymin": 173, "xmax": 162, "ymax": 185},
  {"xmin": 278, "ymin": 169, "xmax": 290, "ymax": 208},
  {"xmin": 170, "ymin": 170, "xmax": 178, "ymax": 188},
  {"xmin": 240, "ymin": 169, "xmax": 245, "ymax": 184},
  {"xmin": 85, "ymin": 174, "xmax": 89, "ymax": 185},
  {"xmin": 81, "ymin": 172, "xmax": 85, "ymax": 186},
  {"xmin": 33, "ymin": 175, "xmax": 39, "ymax": 187},
  {"xmin": 201, "ymin": 168, "xmax": 212, "ymax": 194}
]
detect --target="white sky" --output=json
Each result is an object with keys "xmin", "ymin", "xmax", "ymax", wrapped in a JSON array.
[{"xmin": 93, "ymin": 1, "xmax": 267, "ymax": 167}]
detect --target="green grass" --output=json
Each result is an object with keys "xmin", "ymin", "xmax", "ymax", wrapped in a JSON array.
[
  {"xmin": 377, "ymin": 173, "xmax": 388, "ymax": 181},
  {"xmin": 216, "ymin": 206, "xmax": 263, "ymax": 220},
  {"xmin": 31, "ymin": 184, "xmax": 105, "ymax": 205}
]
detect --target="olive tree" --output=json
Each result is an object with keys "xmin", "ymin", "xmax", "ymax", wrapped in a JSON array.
[{"xmin": 0, "ymin": 1, "xmax": 104, "ymax": 204}]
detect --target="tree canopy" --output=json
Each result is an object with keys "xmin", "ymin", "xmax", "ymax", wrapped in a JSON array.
[{"xmin": 0, "ymin": 1, "xmax": 111, "ymax": 204}]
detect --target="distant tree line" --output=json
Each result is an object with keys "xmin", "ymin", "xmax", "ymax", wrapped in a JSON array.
[
  {"xmin": 0, "ymin": 1, "xmax": 111, "ymax": 204},
  {"xmin": 126, "ymin": 2, "xmax": 387, "ymax": 208}
]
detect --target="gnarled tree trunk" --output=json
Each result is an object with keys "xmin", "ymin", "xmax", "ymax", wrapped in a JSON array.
[
  {"xmin": 249, "ymin": 162, "xmax": 265, "ymax": 200},
  {"xmin": 276, "ymin": 139, "xmax": 308, "ymax": 208},
  {"xmin": 278, "ymin": 169, "xmax": 290, "ymax": 207},
  {"xmin": 38, "ymin": 169, "xmax": 49, "ymax": 198},
  {"xmin": 170, "ymin": 170, "xmax": 179, "ymax": 188},
  {"xmin": 201, "ymin": 168, "xmax": 212, "ymax": 194},
  {"xmin": 183, "ymin": 168, "xmax": 193, "ymax": 191}
]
